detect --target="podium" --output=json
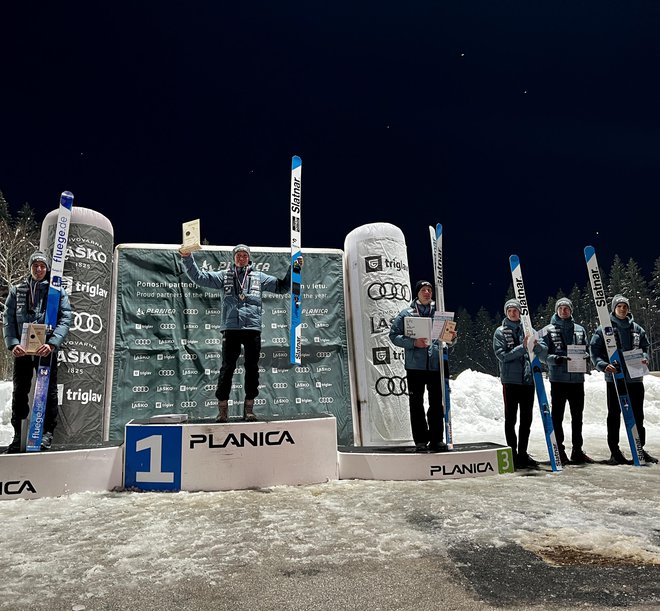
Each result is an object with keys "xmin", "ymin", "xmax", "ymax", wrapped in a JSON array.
[{"xmin": 124, "ymin": 414, "xmax": 339, "ymax": 491}]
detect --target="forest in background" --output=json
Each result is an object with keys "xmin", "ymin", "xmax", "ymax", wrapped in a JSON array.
[{"xmin": 1, "ymin": 190, "xmax": 659, "ymax": 379}]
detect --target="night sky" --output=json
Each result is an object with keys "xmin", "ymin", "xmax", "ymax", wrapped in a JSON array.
[{"xmin": 3, "ymin": 2, "xmax": 659, "ymax": 315}]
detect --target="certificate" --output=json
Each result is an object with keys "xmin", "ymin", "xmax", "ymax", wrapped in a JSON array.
[
  {"xmin": 404, "ymin": 317, "xmax": 433, "ymax": 340},
  {"xmin": 622, "ymin": 348, "xmax": 649, "ymax": 378},
  {"xmin": 567, "ymin": 344, "xmax": 587, "ymax": 373}
]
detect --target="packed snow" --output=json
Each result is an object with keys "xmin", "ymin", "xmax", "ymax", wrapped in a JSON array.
[{"xmin": 0, "ymin": 371, "xmax": 659, "ymax": 611}]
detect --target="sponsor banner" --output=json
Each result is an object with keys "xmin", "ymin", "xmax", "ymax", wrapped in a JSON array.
[
  {"xmin": 41, "ymin": 211, "xmax": 114, "ymax": 444},
  {"xmin": 109, "ymin": 247, "xmax": 353, "ymax": 445},
  {"xmin": 344, "ymin": 223, "xmax": 413, "ymax": 445}
]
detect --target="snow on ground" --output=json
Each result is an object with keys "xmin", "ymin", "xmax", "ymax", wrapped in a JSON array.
[{"xmin": 1, "ymin": 372, "xmax": 659, "ymax": 610}]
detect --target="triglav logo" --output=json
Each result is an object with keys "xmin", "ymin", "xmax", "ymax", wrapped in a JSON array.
[
  {"xmin": 365, "ymin": 256, "xmax": 383, "ymax": 273},
  {"xmin": 372, "ymin": 347, "xmax": 391, "ymax": 365}
]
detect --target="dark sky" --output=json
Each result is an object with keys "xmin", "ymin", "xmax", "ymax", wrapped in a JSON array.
[{"xmin": 3, "ymin": 1, "xmax": 659, "ymax": 315}]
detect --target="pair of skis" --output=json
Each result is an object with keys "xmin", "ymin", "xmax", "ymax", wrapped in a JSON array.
[
  {"xmin": 289, "ymin": 156, "xmax": 303, "ymax": 365},
  {"xmin": 509, "ymin": 255, "xmax": 562, "ymax": 471},
  {"xmin": 25, "ymin": 191, "xmax": 74, "ymax": 452},
  {"xmin": 584, "ymin": 246, "xmax": 644, "ymax": 466},
  {"xmin": 429, "ymin": 224, "xmax": 453, "ymax": 449}
]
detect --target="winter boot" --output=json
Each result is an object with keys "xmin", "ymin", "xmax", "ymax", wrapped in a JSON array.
[
  {"xmin": 642, "ymin": 450, "xmax": 658, "ymax": 464},
  {"xmin": 559, "ymin": 449, "xmax": 571, "ymax": 465},
  {"xmin": 216, "ymin": 400, "xmax": 229, "ymax": 423},
  {"xmin": 243, "ymin": 399, "xmax": 257, "ymax": 422},
  {"xmin": 41, "ymin": 432, "xmax": 54, "ymax": 451},
  {"xmin": 2, "ymin": 436, "xmax": 21, "ymax": 454},
  {"xmin": 605, "ymin": 448, "xmax": 632, "ymax": 465}
]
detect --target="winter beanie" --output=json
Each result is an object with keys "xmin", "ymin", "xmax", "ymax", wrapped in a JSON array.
[
  {"xmin": 414, "ymin": 280, "xmax": 433, "ymax": 296},
  {"xmin": 28, "ymin": 251, "xmax": 49, "ymax": 270},
  {"xmin": 555, "ymin": 297, "xmax": 573, "ymax": 314},
  {"xmin": 611, "ymin": 294, "xmax": 630, "ymax": 312},
  {"xmin": 504, "ymin": 299, "xmax": 522, "ymax": 315},
  {"xmin": 232, "ymin": 244, "xmax": 250, "ymax": 258}
]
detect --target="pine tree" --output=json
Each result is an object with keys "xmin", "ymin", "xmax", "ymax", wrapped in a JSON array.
[
  {"xmin": 608, "ymin": 254, "xmax": 626, "ymax": 298},
  {"xmin": 451, "ymin": 308, "xmax": 473, "ymax": 374},
  {"xmin": 472, "ymin": 307, "xmax": 498, "ymax": 376}
]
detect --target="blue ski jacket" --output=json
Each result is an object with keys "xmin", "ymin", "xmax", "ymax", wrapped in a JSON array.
[
  {"xmin": 590, "ymin": 312, "xmax": 649, "ymax": 384},
  {"xmin": 493, "ymin": 317, "xmax": 540, "ymax": 385},
  {"xmin": 181, "ymin": 254, "xmax": 290, "ymax": 332},
  {"xmin": 539, "ymin": 313, "xmax": 589, "ymax": 384},
  {"xmin": 3, "ymin": 274, "xmax": 72, "ymax": 350},
  {"xmin": 389, "ymin": 300, "xmax": 440, "ymax": 371}
]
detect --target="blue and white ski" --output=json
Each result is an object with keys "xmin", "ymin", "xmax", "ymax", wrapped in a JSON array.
[
  {"xmin": 509, "ymin": 255, "xmax": 562, "ymax": 471},
  {"xmin": 289, "ymin": 155, "xmax": 302, "ymax": 365},
  {"xmin": 429, "ymin": 224, "xmax": 453, "ymax": 449},
  {"xmin": 584, "ymin": 246, "xmax": 644, "ymax": 466},
  {"xmin": 25, "ymin": 191, "xmax": 74, "ymax": 452}
]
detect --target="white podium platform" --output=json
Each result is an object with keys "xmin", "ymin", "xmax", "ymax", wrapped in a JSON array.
[
  {"xmin": 0, "ymin": 445, "xmax": 124, "ymax": 501},
  {"xmin": 337, "ymin": 442, "xmax": 514, "ymax": 481},
  {"xmin": 124, "ymin": 414, "xmax": 339, "ymax": 491}
]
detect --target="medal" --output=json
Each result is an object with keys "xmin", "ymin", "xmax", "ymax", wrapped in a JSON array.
[{"xmin": 239, "ymin": 293, "xmax": 245, "ymax": 301}]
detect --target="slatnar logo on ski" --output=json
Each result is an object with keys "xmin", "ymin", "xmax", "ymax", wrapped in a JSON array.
[
  {"xmin": 513, "ymin": 279, "xmax": 529, "ymax": 316},
  {"xmin": 189, "ymin": 431, "xmax": 295, "ymax": 449}
]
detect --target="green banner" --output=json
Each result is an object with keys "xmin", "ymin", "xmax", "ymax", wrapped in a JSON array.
[{"xmin": 108, "ymin": 246, "xmax": 353, "ymax": 445}]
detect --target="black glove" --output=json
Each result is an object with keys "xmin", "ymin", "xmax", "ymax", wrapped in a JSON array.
[{"xmin": 555, "ymin": 356, "xmax": 568, "ymax": 364}]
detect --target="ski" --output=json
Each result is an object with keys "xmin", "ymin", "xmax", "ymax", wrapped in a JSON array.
[
  {"xmin": 25, "ymin": 191, "xmax": 74, "ymax": 452},
  {"xmin": 509, "ymin": 255, "xmax": 562, "ymax": 471},
  {"xmin": 429, "ymin": 224, "xmax": 453, "ymax": 449},
  {"xmin": 584, "ymin": 245, "xmax": 644, "ymax": 465},
  {"xmin": 289, "ymin": 155, "xmax": 302, "ymax": 365}
]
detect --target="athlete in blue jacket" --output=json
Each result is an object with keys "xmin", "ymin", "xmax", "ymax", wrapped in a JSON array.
[
  {"xmin": 539, "ymin": 298, "xmax": 593, "ymax": 465},
  {"xmin": 3, "ymin": 251, "xmax": 72, "ymax": 453},
  {"xmin": 590, "ymin": 295, "xmax": 657, "ymax": 465},
  {"xmin": 389, "ymin": 280, "xmax": 456, "ymax": 452},
  {"xmin": 493, "ymin": 298, "xmax": 543, "ymax": 469},
  {"xmin": 180, "ymin": 244, "xmax": 301, "ymax": 422}
]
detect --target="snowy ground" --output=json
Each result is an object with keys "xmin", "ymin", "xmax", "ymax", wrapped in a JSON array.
[{"xmin": 1, "ymin": 372, "xmax": 659, "ymax": 611}]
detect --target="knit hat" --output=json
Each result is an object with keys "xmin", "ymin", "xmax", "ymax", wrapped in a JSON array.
[
  {"xmin": 504, "ymin": 298, "xmax": 522, "ymax": 315},
  {"xmin": 232, "ymin": 244, "xmax": 250, "ymax": 258},
  {"xmin": 414, "ymin": 280, "xmax": 433, "ymax": 296},
  {"xmin": 611, "ymin": 294, "xmax": 630, "ymax": 312},
  {"xmin": 28, "ymin": 251, "xmax": 49, "ymax": 270},
  {"xmin": 555, "ymin": 297, "xmax": 573, "ymax": 314}
]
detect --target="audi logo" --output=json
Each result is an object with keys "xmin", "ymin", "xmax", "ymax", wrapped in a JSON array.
[
  {"xmin": 183, "ymin": 308, "xmax": 199, "ymax": 315},
  {"xmin": 180, "ymin": 401, "xmax": 197, "ymax": 408},
  {"xmin": 316, "ymin": 351, "xmax": 331, "ymax": 358},
  {"xmin": 134, "ymin": 338, "xmax": 152, "ymax": 346},
  {"xmin": 272, "ymin": 383, "xmax": 288, "ymax": 389},
  {"xmin": 204, "ymin": 384, "xmax": 215, "ymax": 392},
  {"xmin": 181, "ymin": 354, "xmax": 197, "ymax": 360},
  {"xmin": 319, "ymin": 397, "xmax": 334, "ymax": 404},
  {"xmin": 160, "ymin": 323, "xmax": 176, "ymax": 330},
  {"xmin": 375, "ymin": 376, "xmax": 408, "ymax": 397},
  {"xmin": 159, "ymin": 370, "xmax": 176, "ymax": 376},
  {"xmin": 71, "ymin": 312, "xmax": 103, "ymax": 333},
  {"xmin": 295, "ymin": 366, "xmax": 310, "ymax": 373},
  {"xmin": 205, "ymin": 338, "xmax": 222, "ymax": 344},
  {"xmin": 367, "ymin": 282, "xmax": 411, "ymax": 301},
  {"xmin": 254, "ymin": 398, "xmax": 267, "ymax": 406},
  {"xmin": 272, "ymin": 338, "xmax": 286, "ymax": 344},
  {"xmin": 132, "ymin": 386, "xmax": 149, "ymax": 392}
]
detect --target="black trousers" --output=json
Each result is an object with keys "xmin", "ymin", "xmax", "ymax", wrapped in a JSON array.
[
  {"xmin": 606, "ymin": 381, "xmax": 646, "ymax": 453},
  {"xmin": 215, "ymin": 330, "xmax": 261, "ymax": 401},
  {"xmin": 406, "ymin": 368, "xmax": 443, "ymax": 446},
  {"xmin": 502, "ymin": 383, "xmax": 535, "ymax": 458},
  {"xmin": 550, "ymin": 382, "xmax": 585, "ymax": 453},
  {"xmin": 11, "ymin": 353, "xmax": 59, "ymax": 437}
]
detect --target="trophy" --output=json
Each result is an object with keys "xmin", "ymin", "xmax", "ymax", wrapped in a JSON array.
[{"xmin": 181, "ymin": 219, "xmax": 201, "ymax": 254}]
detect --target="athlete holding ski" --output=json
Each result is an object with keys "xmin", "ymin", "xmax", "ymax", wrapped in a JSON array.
[{"xmin": 3, "ymin": 251, "xmax": 72, "ymax": 453}]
